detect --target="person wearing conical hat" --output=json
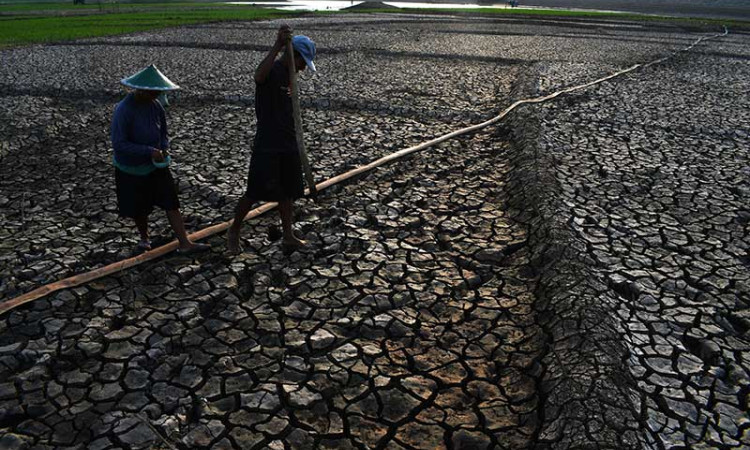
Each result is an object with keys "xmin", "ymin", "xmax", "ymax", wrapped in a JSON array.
[
  {"xmin": 227, "ymin": 25, "xmax": 316, "ymax": 254},
  {"xmin": 111, "ymin": 65, "xmax": 210, "ymax": 255}
]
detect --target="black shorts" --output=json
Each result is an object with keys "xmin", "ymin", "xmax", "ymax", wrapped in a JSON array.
[
  {"xmin": 245, "ymin": 149, "xmax": 304, "ymax": 201},
  {"xmin": 115, "ymin": 168, "xmax": 180, "ymax": 218}
]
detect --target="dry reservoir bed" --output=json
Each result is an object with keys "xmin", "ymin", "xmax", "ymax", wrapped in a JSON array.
[{"xmin": 0, "ymin": 13, "xmax": 748, "ymax": 449}]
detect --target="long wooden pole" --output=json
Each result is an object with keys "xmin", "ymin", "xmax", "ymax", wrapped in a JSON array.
[
  {"xmin": 286, "ymin": 38, "xmax": 317, "ymax": 199},
  {"xmin": 0, "ymin": 28, "xmax": 727, "ymax": 316}
]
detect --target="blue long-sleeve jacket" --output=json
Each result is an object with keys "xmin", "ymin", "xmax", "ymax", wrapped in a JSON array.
[{"xmin": 111, "ymin": 93, "xmax": 169, "ymax": 170}]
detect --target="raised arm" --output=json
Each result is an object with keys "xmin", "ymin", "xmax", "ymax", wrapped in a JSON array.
[{"xmin": 254, "ymin": 25, "xmax": 292, "ymax": 84}]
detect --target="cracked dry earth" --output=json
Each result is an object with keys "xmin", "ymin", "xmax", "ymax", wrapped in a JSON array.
[
  {"xmin": 516, "ymin": 30, "xmax": 750, "ymax": 448},
  {"xmin": 0, "ymin": 13, "xmax": 749, "ymax": 450},
  {"xmin": 3, "ymin": 131, "xmax": 533, "ymax": 450}
]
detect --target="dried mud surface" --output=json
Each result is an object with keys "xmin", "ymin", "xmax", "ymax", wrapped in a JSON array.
[{"xmin": 0, "ymin": 13, "xmax": 748, "ymax": 450}]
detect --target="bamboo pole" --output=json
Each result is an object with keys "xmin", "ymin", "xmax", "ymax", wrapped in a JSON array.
[
  {"xmin": 286, "ymin": 38, "xmax": 317, "ymax": 199},
  {"xmin": 0, "ymin": 28, "xmax": 727, "ymax": 317},
  {"xmin": 0, "ymin": 202, "xmax": 277, "ymax": 316}
]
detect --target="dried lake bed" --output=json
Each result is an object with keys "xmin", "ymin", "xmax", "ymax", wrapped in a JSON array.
[{"xmin": 0, "ymin": 13, "xmax": 749, "ymax": 449}]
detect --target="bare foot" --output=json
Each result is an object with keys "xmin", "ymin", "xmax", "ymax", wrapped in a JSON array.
[
  {"xmin": 176, "ymin": 242, "xmax": 211, "ymax": 255},
  {"xmin": 133, "ymin": 240, "xmax": 152, "ymax": 255},
  {"xmin": 282, "ymin": 236, "xmax": 307, "ymax": 251}
]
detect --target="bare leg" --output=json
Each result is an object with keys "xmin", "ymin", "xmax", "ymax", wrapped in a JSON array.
[
  {"xmin": 166, "ymin": 209, "xmax": 194, "ymax": 250},
  {"xmin": 278, "ymin": 199, "xmax": 305, "ymax": 246},
  {"xmin": 227, "ymin": 195, "xmax": 254, "ymax": 253},
  {"xmin": 133, "ymin": 215, "xmax": 149, "ymax": 242}
]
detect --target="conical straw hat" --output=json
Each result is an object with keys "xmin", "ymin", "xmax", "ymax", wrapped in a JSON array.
[{"xmin": 120, "ymin": 64, "xmax": 180, "ymax": 91}]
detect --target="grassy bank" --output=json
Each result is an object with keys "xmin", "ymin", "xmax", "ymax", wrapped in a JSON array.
[
  {"xmin": 0, "ymin": 2, "xmax": 241, "ymax": 13},
  {"xmin": 0, "ymin": 7, "xmax": 294, "ymax": 48},
  {"xmin": 0, "ymin": 2, "xmax": 745, "ymax": 49}
]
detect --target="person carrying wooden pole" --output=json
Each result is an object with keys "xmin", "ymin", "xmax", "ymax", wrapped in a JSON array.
[{"xmin": 227, "ymin": 25, "xmax": 317, "ymax": 255}]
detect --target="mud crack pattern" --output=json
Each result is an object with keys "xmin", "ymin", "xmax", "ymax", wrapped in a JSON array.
[{"xmin": 1, "ymin": 13, "xmax": 748, "ymax": 450}]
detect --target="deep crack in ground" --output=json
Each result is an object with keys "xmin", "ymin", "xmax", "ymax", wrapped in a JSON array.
[{"xmin": 0, "ymin": 13, "xmax": 748, "ymax": 450}]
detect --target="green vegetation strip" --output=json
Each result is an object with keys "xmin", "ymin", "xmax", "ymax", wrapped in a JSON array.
[
  {"xmin": 0, "ymin": 2, "xmax": 251, "ymax": 13},
  {"xmin": 0, "ymin": 2, "xmax": 745, "ymax": 49},
  {"xmin": 0, "ymin": 8, "xmax": 294, "ymax": 47}
]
